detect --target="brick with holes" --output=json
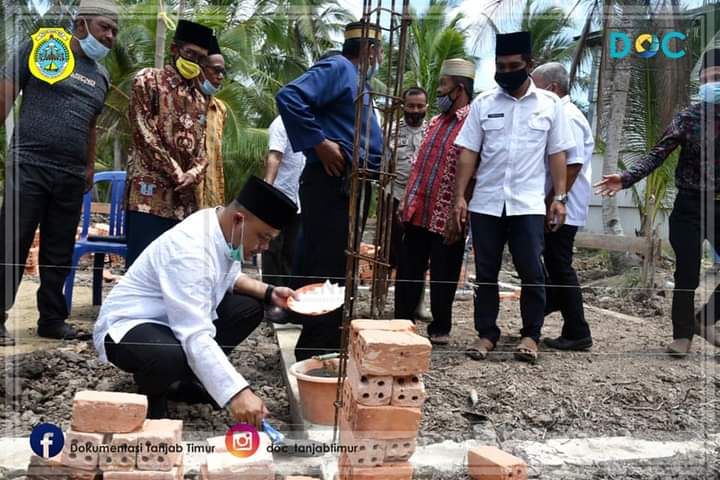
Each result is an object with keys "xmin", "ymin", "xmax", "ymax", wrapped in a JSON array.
[
  {"xmin": 27, "ymin": 455, "xmax": 101, "ymax": 480},
  {"xmin": 346, "ymin": 358, "xmax": 392, "ymax": 406},
  {"xmin": 337, "ymin": 453, "xmax": 413, "ymax": 480},
  {"xmin": 103, "ymin": 467, "xmax": 183, "ymax": 480},
  {"xmin": 467, "ymin": 446, "xmax": 528, "ymax": 480},
  {"xmin": 60, "ymin": 430, "xmax": 106, "ymax": 471},
  {"xmin": 383, "ymin": 437, "xmax": 416, "ymax": 463},
  {"xmin": 340, "ymin": 384, "xmax": 421, "ymax": 439},
  {"xmin": 352, "ymin": 330, "xmax": 431, "ymax": 377},
  {"xmin": 99, "ymin": 432, "xmax": 138, "ymax": 471},
  {"xmin": 136, "ymin": 419, "xmax": 183, "ymax": 471},
  {"xmin": 339, "ymin": 415, "xmax": 386, "ymax": 468},
  {"xmin": 71, "ymin": 391, "xmax": 147, "ymax": 433},
  {"xmin": 391, "ymin": 374, "xmax": 426, "ymax": 407}
]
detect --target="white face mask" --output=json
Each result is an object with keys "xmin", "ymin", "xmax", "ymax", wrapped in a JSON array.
[{"xmin": 77, "ymin": 18, "xmax": 110, "ymax": 61}]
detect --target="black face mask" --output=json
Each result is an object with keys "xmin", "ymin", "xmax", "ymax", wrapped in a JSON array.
[
  {"xmin": 495, "ymin": 68, "xmax": 529, "ymax": 93},
  {"xmin": 404, "ymin": 111, "xmax": 426, "ymax": 127}
]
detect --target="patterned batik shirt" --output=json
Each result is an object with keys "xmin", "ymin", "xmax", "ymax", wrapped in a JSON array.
[
  {"xmin": 622, "ymin": 102, "xmax": 720, "ymax": 193},
  {"xmin": 197, "ymin": 97, "xmax": 227, "ymax": 208},
  {"xmin": 402, "ymin": 105, "xmax": 470, "ymax": 235},
  {"xmin": 126, "ymin": 65, "xmax": 209, "ymax": 220}
]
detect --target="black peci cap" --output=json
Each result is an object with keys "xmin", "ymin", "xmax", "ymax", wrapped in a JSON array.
[
  {"xmin": 174, "ymin": 20, "xmax": 216, "ymax": 52},
  {"xmin": 235, "ymin": 176, "xmax": 297, "ymax": 230},
  {"xmin": 496, "ymin": 31, "xmax": 532, "ymax": 57}
]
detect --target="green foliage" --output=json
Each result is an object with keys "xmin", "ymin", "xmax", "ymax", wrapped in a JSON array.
[{"xmin": 519, "ymin": 0, "xmax": 574, "ymax": 65}]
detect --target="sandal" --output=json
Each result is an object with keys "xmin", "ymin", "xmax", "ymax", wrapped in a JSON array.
[
  {"xmin": 514, "ymin": 337, "xmax": 538, "ymax": 363},
  {"xmin": 466, "ymin": 337, "xmax": 495, "ymax": 360},
  {"xmin": 667, "ymin": 338, "xmax": 692, "ymax": 358},
  {"xmin": 429, "ymin": 333, "xmax": 449, "ymax": 345}
]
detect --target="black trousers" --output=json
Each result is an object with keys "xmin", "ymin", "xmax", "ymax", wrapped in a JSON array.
[
  {"xmin": 104, "ymin": 294, "xmax": 263, "ymax": 399},
  {"xmin": 389, "ymin": 198, "xmax": 404, "ymax": 269},
  {"xmin": 543, "ymin": 225, "xmax": 591, "ymax": 340},
  {"xmin": 125, "ymin": 211, "xmax": 179, "ymax": 268},
  {"xmin": 293, "ymin": 163, "xmax": 350, "ymax": 360},
  {"xmin": 262, "ymin": 213, "xmax": 301, "ymax": 287},
  {"xmin": 394, "ymin": 224, "xmax": 465, "ymax": 336},
  {"xmin": 669, "ymin": 191, "xmax": 720, "ymax": 339},
  {"xmin": 1, "ymin": 164, "xmax": 85, "ymax": 326},
  {"xmin": 470, "ymin": 211, "xmax": 545, "ymax": 343}
]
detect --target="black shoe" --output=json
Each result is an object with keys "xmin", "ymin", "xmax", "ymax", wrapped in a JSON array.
[
  {"xmin": 265, "ymin": 306, "xmax": 289, "ymax": 324},
  {"xmin": 168, "ymin": 380, "xmax": 221, "ymax": 410},
  {"xmin": 0, "ymin": 324, "xmax": 15, "ymax": 346},
  {"xmin": 37, "ymin": 322, "xmax": 83, "ymax": 340},
  {"xmin": 544, "ymin": 336, "xmax": 593, "ymax": 351},
  {"xmin": 147, "ymin": 394, "xmax": 169, "ymax": 419}
]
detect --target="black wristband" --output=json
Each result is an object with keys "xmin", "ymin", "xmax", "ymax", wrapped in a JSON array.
[{"xmin": 264, "ymin": 285, "xmax": 275, "ymax": 305}]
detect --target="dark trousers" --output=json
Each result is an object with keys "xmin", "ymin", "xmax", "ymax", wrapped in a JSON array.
[
  {"xmin": 104, "ymin": 294, "xmax": 263, "ymax": 400},
  {"xmin": 293, "ymin": 163, "xmax": 350, "ymax": 360},
  {"xmin": 389, "ymin": 198, "xmax": 404, "ymax": 268},
  {"xmin": 262, "ymin": 213, "xmax": 300, "ymax": 287},
  {"xmin": 126, "ymin": 211, "xmax": 179, "ymax": 268},
  {"xmin": 394, "ymin": 224, "xmax": 465, "ymax": 335},
  {"xmin": 543, "ymin": 225, "xmax": 591, "ymax": 340},
  {"xmin": 470, "ymin": 211, "xmax": 545, "ymax": 343},
  {"xmin": 1, "ymin": 164, "xmax": 85, "ymax": 326},
  {"xmin": 669, "ymin": 191, "xmax": 720, "ymax": 339}
]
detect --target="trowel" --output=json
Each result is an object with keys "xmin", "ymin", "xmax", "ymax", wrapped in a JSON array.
[{"xmin": 262, "ymin": 419, "xmax": 329, "ymax": 457}]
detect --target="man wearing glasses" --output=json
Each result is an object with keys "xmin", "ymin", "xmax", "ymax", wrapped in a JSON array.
[{"xmin": 125, "ymin": 20, "xmax": 216, "ymax": 266}]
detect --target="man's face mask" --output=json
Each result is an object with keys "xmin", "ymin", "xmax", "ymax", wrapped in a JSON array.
[
  {"xmin": 176, "ymin": 55, "xmax": 202, "ymax": 80},
  {"xmin": 495, "ymin": 67, "xmax": 529, "ymax": 93},
  {"xmin": 200, "ymin": 77, "xmax": 220, "ymax": 96},
  {"xmin": 700, "ymin": 81, "xmax": 720, "ymax": 104},
  {"xmin": 404, "ymin": 110, "xmax": 426, "ymax": 126},
  {"xmin": 436, "ymin": 85, "xmax": 459, "ymax": 113},
  {"xmin": 228, "ymin": 219, "xmax": 245, "ymax": 262},
  {"xmin": 77, "ymin": 19, "xmax": 110, "ymax": 61}
]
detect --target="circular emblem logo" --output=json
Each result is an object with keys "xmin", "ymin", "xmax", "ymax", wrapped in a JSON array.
[
  {"xmin": 635, "ymin": 33, "xmax": 660, "ymax": 58},
  {"xmin": 34, "ymin": 36, "xmax": 70, "ymax": 79},
  {"xmin": 30, "ymin": 423, "xmax": 64, "ymax": 459},
  {"xmin": 225, "ymin": 423, "xmax": 260, "ymax": 458}
]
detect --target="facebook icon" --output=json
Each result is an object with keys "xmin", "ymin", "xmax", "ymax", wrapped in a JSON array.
[{"xmin": 30, "ymin": 423, "xmax": 64, "ymax": 458}]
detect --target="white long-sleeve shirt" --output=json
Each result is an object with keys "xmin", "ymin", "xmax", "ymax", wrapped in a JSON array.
[{"xmin": 94, "ymin": 208, "xmax": 247, "ymax": 407}]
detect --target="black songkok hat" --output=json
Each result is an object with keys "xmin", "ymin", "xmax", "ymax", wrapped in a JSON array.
[
  {"xmin": 174, "ymin": 20, "xmax": 216, "ymax": 52},
  {"xmin": 496, "ymin": 31, "xmax": 532, "ymax": 57},
  {"xmin": 208, "ymin": 36, "xmax": 222, "ymax": 56},
  {"xmin": 702, "ymin": 48, "xmax": 720, "ymax": 71},
  {"xmin": 236, "ymin": 176, "xmax": 297, "ymax": 230}
]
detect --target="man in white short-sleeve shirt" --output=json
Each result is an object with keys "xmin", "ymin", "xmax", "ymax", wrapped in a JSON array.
[
  {"xmin": 533, "ymin": 62, "xmax": 594, "ymax": 351},
  {"xmin": 454, "ymin": 32, "xmax": 574, "ymax": 362},
  {"xmin": 262, "ymin": 115, "xmax": 305, "ymax": 323}
]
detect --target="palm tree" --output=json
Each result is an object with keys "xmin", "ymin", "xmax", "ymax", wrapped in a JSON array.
[
  {"xmin": 519, "ymin": 0, "xmax": 575, "ymax": 65},
  {"xmin": 404, "ymin": 0, "xmax": 468, "ymax": 112}
]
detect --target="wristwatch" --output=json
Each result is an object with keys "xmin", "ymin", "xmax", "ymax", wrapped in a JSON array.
[
  {"xmin": 264, "ymin": 285, "xmax": 275, "ymax": 305},
  {"xmin": 553, "ymin": 193, "xmax": 568, "ymax": 205}
]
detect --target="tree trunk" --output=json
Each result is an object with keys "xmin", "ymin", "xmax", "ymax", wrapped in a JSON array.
[
  {"xmin": 154, "ymin": 7, "xmax": 167, "ymax": 69},
  {"xmin": 597, "ymin": 0, "xmax": 632, "ymax": 273},
  {"xmin": 113, "ymin": 137, "xmax": 122, "ymax": 171}
]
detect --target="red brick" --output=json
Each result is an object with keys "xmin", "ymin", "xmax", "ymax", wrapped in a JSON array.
[
  {"xmin": 203, "ymin": 451, "xmax": 274, "ymax": 479},
  {"xmin": 71, "ymin": 391, "xmax": 147, "ymax": 433},
  {"xmin": 346, "ymin": 358, "xmax": 392, "ymax": 406},
  {"xmin": 99, "ymin": 432, "xmax": 138, "ymax": 471},
  {"xmin": 339, "ymin": 415, "xmax": 386, "ymax": 468},
  {"xmin": 383, "ymin": 437, "xmax": 416, "ymax": 463},
  {"xmin": 350, "ymin": 320, "xmax": 416, "ymax": 342},
  {"xmin": 352, "ymin": 330, "xmax": 431, "ymax": 376},
  {"xmin": 337, "ymin": 454, "xmax": 413, "ymax": 480},
  {"xmin": 391, "ymin": 374, "xmax": 426, "ymax": 407},
  {"xmin": 467, "ymin": 446, "xmax": 528, "ymax": 480},
  {"xmin": 341, "ymin": 385, "xmax": 421, "ymax": 439},
  {"xmin": 136, "ymin": 419, "xmax": 183, "ymax": 471},
  {"xmin": 27, "ymin": 455, "xmax": 100, "ymax": 480},
  {"xmin": 103, "ymin": 466, "xmax": 182, "ymax": 480},
  {"xmin": 285, "ymin": 477, "xmax": 320, "ymax": 480},
  {"xmin": 61, "ymin": 430, "xmax": 106, "ymax": 471}
]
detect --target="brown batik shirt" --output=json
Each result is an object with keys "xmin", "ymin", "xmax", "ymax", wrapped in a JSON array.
[{"xmin": 126, "ymin": 65, "xmax": 209, "ymax": 221}]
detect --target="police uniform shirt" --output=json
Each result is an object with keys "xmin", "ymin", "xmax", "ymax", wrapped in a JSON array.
[{"xmin": 455, "ymin": 79, "xmax": 575, "ymax": 217}]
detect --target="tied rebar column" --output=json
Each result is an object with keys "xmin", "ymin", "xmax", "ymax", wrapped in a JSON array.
[{"xmin": 332, "ymin": 0, "xmax": 412, "ymax": 443}]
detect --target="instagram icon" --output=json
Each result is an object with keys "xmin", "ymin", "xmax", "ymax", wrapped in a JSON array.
[{"xmin": 225, "ymin": 423, "xmax": 260, "ymax": 458}]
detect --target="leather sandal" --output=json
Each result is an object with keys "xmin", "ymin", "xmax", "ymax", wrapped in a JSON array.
[
  {"xmin": 515, "ymin": 337, "xmax": 538, "ymax": 363},
  {"xmin": 466, "ymin": 337, "xmax": 495, "ymax": 360}
]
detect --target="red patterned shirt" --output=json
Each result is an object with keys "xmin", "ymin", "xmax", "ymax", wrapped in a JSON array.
[{"xmin": 402, "ymin": 105, "xmax": 470, "ymax": 235}]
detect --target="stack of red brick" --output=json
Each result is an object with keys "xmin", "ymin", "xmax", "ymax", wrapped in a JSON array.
[
  {"xmin": 27, "ymin": 391, "xmax": 185, "ymax": 479},
  {"xmin": 337, "ymin": 319, "xmax": 432, "ymax": 480}
]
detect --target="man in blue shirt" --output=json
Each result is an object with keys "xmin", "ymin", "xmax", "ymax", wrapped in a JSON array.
[{"xmin": 276, "ymin": 21, "xmax": 383, "ymax": 360}]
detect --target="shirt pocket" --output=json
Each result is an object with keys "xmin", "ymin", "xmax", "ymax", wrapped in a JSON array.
[
  {"xmin": 481, "ymin": 118, "xmax": 505, "ymax": 153},
  {"xmin": 527, "ymin": 115, "xmax": 551, "ymax": 143}
]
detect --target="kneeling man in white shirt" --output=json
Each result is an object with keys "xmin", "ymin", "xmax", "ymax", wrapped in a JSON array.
[{"xmin": 94, "ymin": 176, "xmax": 298, "ymax": 426}]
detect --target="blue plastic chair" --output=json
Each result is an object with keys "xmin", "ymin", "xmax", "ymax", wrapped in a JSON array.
[{"xmin": 64, "ymin": 171, "xmax": 127, "ymax": 312}]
